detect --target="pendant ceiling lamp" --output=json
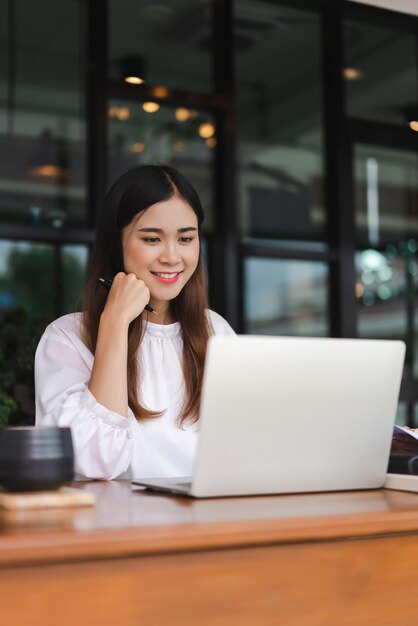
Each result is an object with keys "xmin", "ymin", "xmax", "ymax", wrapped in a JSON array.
[
  {"xmin": 120, "ymin": 55, "xmax": 146, "ymax": 85},
  {"xmin": 27, "ymin": 129, "xmax": 69, "ymax": 181}
]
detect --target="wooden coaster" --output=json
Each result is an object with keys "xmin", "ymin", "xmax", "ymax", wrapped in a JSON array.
[{"xmin": 0, "ymin": 486, "xmax": 96, "ymax": 510}]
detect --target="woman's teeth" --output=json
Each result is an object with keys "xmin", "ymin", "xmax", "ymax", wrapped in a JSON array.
[{"xmin": 154, "ymin": 272, "xmax": 178, "ymax": 278}]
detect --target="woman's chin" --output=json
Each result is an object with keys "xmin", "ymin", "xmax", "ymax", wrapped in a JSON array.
[{"xmin": 150, "ymin": 286, "xmax": 182, "ymax": 303}]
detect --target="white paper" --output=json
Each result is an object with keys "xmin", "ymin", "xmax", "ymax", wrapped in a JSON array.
[{"xmin": 394, "ymin": 424, "xmax": 418, "ymax": 441}]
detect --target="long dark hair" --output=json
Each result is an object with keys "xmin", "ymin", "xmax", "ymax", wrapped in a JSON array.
[{"xmin": 82, "ymin": 165, "xmax": 212, "ymax": 425}]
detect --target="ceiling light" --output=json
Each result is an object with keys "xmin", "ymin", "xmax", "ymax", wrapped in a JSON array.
[
  {"xmin": 125, "ymin": 76, "xmax": 144, "ymax": 85},
  {"xmin": 409, "ymin": 120, "xmax": 418, "ymax": 132},
  {"xmin": 152, "ymin": 86, "xmax": 170, "ymax": 98},
  {"xmin": 143, "ymin": 102, "xmax": 160, "ymax": 113},
  {"xmin": 131, "ymin": 142, "xmax": 146, "ymax": 153},
  {"xmin": 175, "ymin": 108, "xmax": 191, "ymax": 122},
  {"xmin": 30, "ymin": 165, "xmax": 65, "ymax": 179},
  {"xmin": 118, "ymin": 107, "xmax": 130, "ymax": 121},
  {"xmin": 120, "ymin": 56, "xmax": 146, "ymax": 85},
  {"xmin": 343, "ymin": 67, "xmax": 363, "ymax": 80},
  {"xmin": 108, "ymin": 106, "xmax": 130, "ymax": 121},
  {"xmin": 27, "ymin": 129, "xmax": 69, "ymax": 181},
  {"xmin": 172, "ymin": 140, "xmax": 186, "ymax": 152},
  {"xmin": 198, "ymin": 122, "xmax": 215, "ymax": 138}
]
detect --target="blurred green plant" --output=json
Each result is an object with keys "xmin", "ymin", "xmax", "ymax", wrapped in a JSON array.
[
  {"xmin": 0, "ymin": 245, "xmax": 86, "ymax": 319},
  {"xmin": 0, "ymin": 244, "xmax": 86, "ymax": 425},
  {"xmin": 0, "ymin": 309, "xmax": 48, "ymax": 425}
]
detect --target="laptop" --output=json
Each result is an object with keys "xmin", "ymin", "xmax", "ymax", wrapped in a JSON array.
[{"xmin": 132, "ymin": 335, "xmax": 405, "ymax": 498}]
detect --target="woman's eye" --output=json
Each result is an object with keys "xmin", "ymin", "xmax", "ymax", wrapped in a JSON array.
[
  {"xmin": 143, "ymin": 237, "xmax": 160, "ymax": 244},
  {"xmin": 179, "ymin": 237, "xmax": 194, "ymax": 243}
]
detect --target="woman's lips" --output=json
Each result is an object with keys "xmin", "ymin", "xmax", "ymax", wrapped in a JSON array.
[{"xmin": 151, "ymin": 271, "xmax": 182, "ymax": 284}]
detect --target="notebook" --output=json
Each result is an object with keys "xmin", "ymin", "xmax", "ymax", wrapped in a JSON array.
[{"xmin": 132, "ymin": 335, "xmax": 405, "ymax": 498}]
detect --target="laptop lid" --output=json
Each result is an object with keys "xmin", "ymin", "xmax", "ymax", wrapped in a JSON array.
[{"xmin": 189, "ymin": 335, "xmax": 405, "ymax": 498}]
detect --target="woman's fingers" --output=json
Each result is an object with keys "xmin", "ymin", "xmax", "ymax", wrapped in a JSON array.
[{"xmin": 104, "ymin": 272, "xmax": 151, "ymax": 324}]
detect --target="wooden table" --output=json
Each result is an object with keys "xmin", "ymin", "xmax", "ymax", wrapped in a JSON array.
[{"xmin": 2, "ymin": 481, "xmax": 418, "ymax": 625}]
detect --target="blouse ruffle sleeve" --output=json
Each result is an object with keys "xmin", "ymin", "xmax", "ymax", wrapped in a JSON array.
[{"xmin": 35, "ymin": 320, "xmax": 135, "ymax": 480}]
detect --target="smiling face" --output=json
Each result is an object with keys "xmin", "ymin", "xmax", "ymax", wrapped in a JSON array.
[{"xmin": 122, "ymin": 194, "xmax": 200, "ymax": 321}]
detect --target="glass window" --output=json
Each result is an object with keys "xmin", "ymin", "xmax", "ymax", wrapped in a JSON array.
[
  {"xmin": 243, "ymin": 257, "xmax": 328, "ymax": 335},
  {"xmin": 343, "ymin": 19, "xmax": 418, "ymax": 126},
  {"xmin": 60, "ymin": 244, "xmax": 89, "ymax": 313},
  {"xmin": 396, "ymin": 402, "xmax": 408, "ymax": 426},
  {"xmin": 354, "ymin": 145, "xmax": 418, "ymax": 247},
  {"xmin": 356, "ymin": 247, "xmax": 407, "ymax": 341},
  {"xmin": 0, "ymin": 240, "xmax": 88, "ymax": 320},
  {"xmin": 109, "ymin": 0, "xmax": 212, "ymax": 93},
  {"xmin": 355, "ymin": 244, "xmax": 418, "ymax": 377},
  {"xmin": 0, "ymin": 1, "xmax": 7, "ymax": 134},
  {"xmin": 0, "ymin": 0, "xmax": 87, "ymax": 227},
  {"xmin": 0, "ymin": 240, "xmax": 56, "ymax": 318},
  {"xmin": 107, "ymin": 99, "xmax": 215, "ymax": 233},
  {"xmin": 0, "ymin": 240, "xmax": 88, "ymax": 427},
  {"xmin": 396, "ymin": 403, "xmax": 418, "ymax": 428},
  {"xmin": 235, "ymin": 1, "xmax": 325, "ymax": 244}
]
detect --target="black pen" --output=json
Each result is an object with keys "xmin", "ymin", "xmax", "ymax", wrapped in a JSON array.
[{"xmin": 98, "ymin": 277, "xmax": 157, "ymax": 314}]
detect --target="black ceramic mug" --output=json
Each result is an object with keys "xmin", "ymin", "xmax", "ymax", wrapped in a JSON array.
[{"xmin": 0, "ymin": 426, "xmax": 74, "ymax": 492}]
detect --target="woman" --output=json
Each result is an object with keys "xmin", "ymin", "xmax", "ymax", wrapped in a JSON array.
[{"xmin": 35, "ymin": 165, "xmax": 235, "ymax": 479}]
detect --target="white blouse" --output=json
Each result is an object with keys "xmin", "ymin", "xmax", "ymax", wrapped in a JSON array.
[{"xmin": 35, "ymin": 310, "xmax": 235, "ymax": 480}]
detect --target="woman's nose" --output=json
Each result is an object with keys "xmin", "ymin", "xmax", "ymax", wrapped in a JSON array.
[{"xmin": 159, "ymin": 243, "xmax": 181, "ymax": 264}]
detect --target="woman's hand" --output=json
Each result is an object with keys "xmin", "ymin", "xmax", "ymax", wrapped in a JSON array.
[
  {"xmin": 102, "ymin": 272, "xmax": 150, "ymax": 327},
  {"xmin": 89, "ymin": 272, "xmax": 149, "ymax": 416}
]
